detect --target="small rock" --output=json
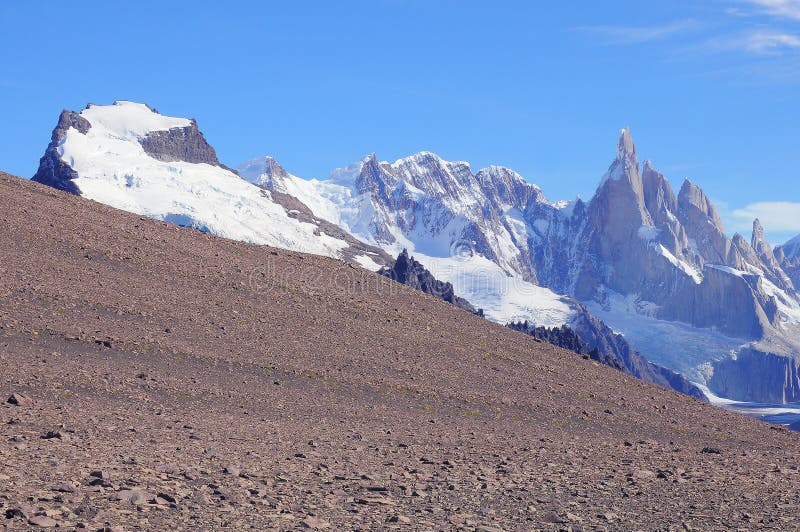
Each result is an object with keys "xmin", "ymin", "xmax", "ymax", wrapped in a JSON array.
[
  {"xmin": 116, "ymin": 489, "xmax": 156, "ymax": 505},
  {"xmin": 41, "ymin": 431, "xmax": 62, "ymax": 440},
  {"xmin": 5, "ymin": 507, "xmax": 28, "ymax": 519},
  {"xmin": 542, "ymin": 511, "xmax": 566, "ymax": 524},
  {"xmin": 223, "ymin": 466, "xmax": 241, "ymax": 476},
  {"xmin": 301, "ymin": 516, "xmax": 331, "ymax": 529},
  {"xmin": 387, "ymin": 514, "xmax": 411, "ymax": 524},
  {"xmin": 630, "ymin": 469, "xmax": 656, "ymax": 481},
  {"xmin": 28, "ymin": 515, "xmax": 58, "ymax": 528},
  {"xmin": 156, "ymin": 492, "xmax": 176, "ymax": 504},
  {"xmin": 7, "ymin": 394, "xmax": 30, "ymax": 406},
  {"xmin": 52, "ymin": 483, "xmax": 76, "ymax": 493},
  {"xmin": 700, "ymin": 447, "xmax": 722, "ymax": 454}
]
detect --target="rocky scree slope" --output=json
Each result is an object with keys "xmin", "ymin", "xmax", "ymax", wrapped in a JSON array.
[{"xmin": 1, "ymin": 172, "xmax": 799, "ymax": 529}]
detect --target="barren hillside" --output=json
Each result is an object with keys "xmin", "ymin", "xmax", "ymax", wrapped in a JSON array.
[{"xmin": 1, "ymin": 172, "xmax": 797, "ymax": 530}]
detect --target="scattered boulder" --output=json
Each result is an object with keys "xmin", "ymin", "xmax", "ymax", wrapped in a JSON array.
[
  {"xmin": 301, "ymin": 516, "xmax": 331, "ymax": 529},
  {"xmin": 115, "ymin": 489, "xmax": 156, "ymax": 505},
  {"xmin": 52, "ymin": 482, "xmax": 76, "ymax": 493},
  {"xmin": 223, "ymin": 465, "xmax": 241, "ymax": 476},
  {"xmin": 28, "ymin": 515, "xmax": 58, "ymax": 528},
  {"xmin": 7, "ymin": 393, "xmax": 30, "ymax": 406}
]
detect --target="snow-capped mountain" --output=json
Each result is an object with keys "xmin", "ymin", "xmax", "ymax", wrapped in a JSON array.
[
  {"xmin": 243, "ymin": 129, "xmax": 800, "ymax": 403},
  {"xmin": 32, "ymin": 101, "xmax": 391, "ymax": 269}
]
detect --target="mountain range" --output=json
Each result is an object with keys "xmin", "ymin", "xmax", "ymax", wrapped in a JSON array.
[{"xmin": 32, "ymin": 101, "xmax": 800, "ymax": 405}]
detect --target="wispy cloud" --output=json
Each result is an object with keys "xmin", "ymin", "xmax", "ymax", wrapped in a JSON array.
[
  {"xmin": 737, "ymin": 0, "xmax": 800, "ymax": 20},
  {"xmin": 730, "ymin": 201, "xmax": 800, "ymax": 234},
  {"xmin": 704, "ymin": 30, "xmax": 800, "ymax": 54},
  {"xmin": 575, "ymin": 20, "xmax": 702, "ymax": 45}
]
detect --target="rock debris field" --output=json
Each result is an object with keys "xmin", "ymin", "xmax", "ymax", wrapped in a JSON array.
[{"xmin": 0, "ymin": 172, "xmax": 798, "ymax": 530}]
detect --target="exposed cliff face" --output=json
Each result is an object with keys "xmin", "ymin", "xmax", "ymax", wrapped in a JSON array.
[
  {"xmin": 378, "ymin": 250, "xmax": 481, "ymax": 315},
  {"xmin": 709, "ymin": 348, "xmax": 800, "ymax": 403},
  {"xmin": 139, "ymin": 119, "xmax": 224, "ymax": 166},
  {"xmin": 578, "ymin": 130, "xmax": 656, "ymax": 300},
  {"xmin": 663, "ymin": 265, "xmax": 770, "ymax": 340},
  {"xmin": 31, "ymin": 110, "xmax": 91, "ymax": 194},
  {"xmin": 641, "ymin": 161, "xmax": 689, "ymax": 257},
  {"xmin": 677, "ymin": 179, "xmax": 730, "ymax": 265}
]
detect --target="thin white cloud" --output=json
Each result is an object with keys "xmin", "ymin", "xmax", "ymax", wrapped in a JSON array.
[
  {"xmin": 705, "ymin": 31, "xmax": 800, "ymax": 54},
  {"xmin": 575, "ymin": 20, "xmax": 702, "ymax": 44},
  {"xmin": 738, "ymin": 0, "xmax": 800, "ymax": 20},
  {"xmin": 731, "ymin": 201, "xmax": 800, "ymax": 233}
]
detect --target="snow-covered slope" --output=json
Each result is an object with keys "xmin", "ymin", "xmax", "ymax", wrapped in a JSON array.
[{"xmin": 32, "ymin": 102, "xmax": 388, "ymax": 269}]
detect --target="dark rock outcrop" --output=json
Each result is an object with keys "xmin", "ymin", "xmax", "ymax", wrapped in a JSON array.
[
  {"xmin": 140, "ymin": 120, "xmax": 223, "ymax": 166},
  {"xmin": 31, "ymin": 110, "xmax": 91, "ymax": 194},
  {"xmin": 507, "ymin": 321, "xmax": 619, "ymax": 368},
  {"xmin": 378, "ymin": 250, "xmax": 482, "ymax": 315}
]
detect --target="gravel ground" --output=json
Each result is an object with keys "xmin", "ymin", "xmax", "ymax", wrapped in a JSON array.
[{"xmin": 1, "ymin": 172, "xmax": 798, "ymax": 530}]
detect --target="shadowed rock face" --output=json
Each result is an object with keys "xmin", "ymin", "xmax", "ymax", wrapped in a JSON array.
[
  {"xmin": 31, "ymin": 110, "xmax": 91, "ymax": 194},
  {"xmin": 378, "ymin": 250, "xmax": 481, "ymax": 315},
  {"xmin": 140, "ymin": 120, "xmax": 222, "ymax": 166},
  {"xmin": 676, "ymin": 179, "xmax": 732, "ymax": 266},
  {"xmin": 709, "ymin": 348, "xmax": 800, "ymax": 403}
]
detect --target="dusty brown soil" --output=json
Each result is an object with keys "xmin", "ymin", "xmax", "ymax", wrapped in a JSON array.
[{"xmin": 0, "ymin": 171, "xmax": 798, "ymax": 530}]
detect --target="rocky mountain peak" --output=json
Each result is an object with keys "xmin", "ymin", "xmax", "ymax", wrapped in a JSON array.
[
  {"xmin": 641, "ymin": 160, "xmax": 678, "ymax": 215},
  {"xmin": 677, "ymin": 179, "xmax": 722, "ymax": 226},
  {"xmin": 237, "ymin": 156, "xmax": 291, "ymax": 188},
  {"xmin": 617, "ymin": 127, "xmax": 636, "ymax": 162},
  {"xmin": 751, "ymin": 218, "xmax": 767, "ymax": 248},
  {"xmin": 263, "ymin": 156, "xmax": 290, "ymax": 180},
  {"xmin": 751, "ymin": 218, "xmax": 795, "ymax": 293}
]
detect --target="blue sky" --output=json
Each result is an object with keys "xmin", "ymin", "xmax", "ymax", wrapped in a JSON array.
[{"xmin": 1, "ymin": 0, "xmax": 799, "ymax": 243}]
